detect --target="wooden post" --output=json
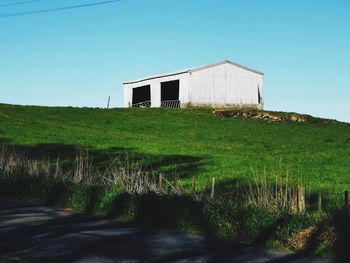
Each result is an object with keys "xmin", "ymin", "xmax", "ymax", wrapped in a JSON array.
[
  {"xmin": 192, "ymin": 176, "xmax": 196, "ymax": 193},
  {"xmin": 231, "ymin": 180, "xmax": 236, "ymax": 196},
  {"xmin": 298, "ymin": 186, "xmax": 306, "ymax": 213},
  {"xmin": 344, "ymin": 191, "xmax": 349, "ymax": 209},
  {"xmin": 291, "ymin": 186, "xmax": 305, "ymax": 213},
  {"xmin": 159, "ymin": 174, "xmax": 163, "ymax": 190},
  {"xmin": 318, "ymin": 191, "xmax": 322, "ymax": 214},
  {"xmin": 211, "ymin": 177, "xmax": 215, "ymax": 199},
  {"xmin": 291, "ymin": 187, "xmax": 298, "ymax": 213},
  {"xmin": 173, "ymin": 176, "xmax": 178, "ymax": 189},
  {"xmin": 107, "ymin": 96, "xmax": 110, "ymax": 109}
]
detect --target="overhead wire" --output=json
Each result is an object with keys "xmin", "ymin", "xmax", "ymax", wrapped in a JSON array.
[
  {"xmin": 0, "ymin": 0, "xmax": 122, "ymax": 17},
  {"xmin": 0, "ymin": 0, "xmax": 40, "ymax": 8}
]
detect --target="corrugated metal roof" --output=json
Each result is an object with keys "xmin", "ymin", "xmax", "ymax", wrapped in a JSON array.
[{"xmin": 123, "ymin": 60, "xmax": 264, "ymax": 85}]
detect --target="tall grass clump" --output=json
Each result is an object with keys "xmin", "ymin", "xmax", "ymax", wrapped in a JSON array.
[
  {"xmin": 0, "ymin": 144, "xmax": 181, "ymax": 195},
  {"xmin": 244, "ymin": 166, "xmax": 292, "ymax": 212},
  {"xmin": 0, "ymin": 144, "xmax": 24, "ymax": 174}
]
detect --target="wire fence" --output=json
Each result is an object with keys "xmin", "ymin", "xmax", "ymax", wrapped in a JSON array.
[
  {"xmin": 132, "ymin": 100, "xmax": 151, "ymax": 108},
  {"xmin": 161, "ymin": 100, "xmax": 180, "ymax": 108}
]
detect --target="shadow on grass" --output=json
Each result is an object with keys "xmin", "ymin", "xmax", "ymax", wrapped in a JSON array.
[
  {"xmin": 0, "ymin": 140, "xmax": 206, "ymax": 180},
  {"xmin": 0, "ymin": 137, "xmax": 11, "ymax": 144}
]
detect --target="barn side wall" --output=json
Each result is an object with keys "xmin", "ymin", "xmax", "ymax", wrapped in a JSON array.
[{"xmin": 187, "ymin": 63, "xmax": 264, "ymax": 109}]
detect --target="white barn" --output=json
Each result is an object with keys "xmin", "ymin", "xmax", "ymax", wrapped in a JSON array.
[{"xmin": 123, "ymin": 60, "xmax": 264, "ymax": 109}]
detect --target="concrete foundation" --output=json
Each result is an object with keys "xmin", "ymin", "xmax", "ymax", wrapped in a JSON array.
[{"xmin": 181, "ymin": 102, "xmax": 264, "ymax": 110}]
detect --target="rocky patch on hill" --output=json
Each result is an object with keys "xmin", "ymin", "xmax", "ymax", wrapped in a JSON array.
[{"xmin": 213, "ymin": 109, "xmax": 337, "ymax": 123}]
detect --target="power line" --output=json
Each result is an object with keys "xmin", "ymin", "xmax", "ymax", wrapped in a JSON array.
[
  {"xmin": 0, "ymin": 0, "xmax": 40, "ymax": 8},
  {"xmin": 0, "ymin": 0, "xmax": 122, "ymax": 17}
]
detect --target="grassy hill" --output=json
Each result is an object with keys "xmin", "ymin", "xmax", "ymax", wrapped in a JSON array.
[{"xmin": 1, "ymin": 103, "xmax": 350, "ymax": 193}]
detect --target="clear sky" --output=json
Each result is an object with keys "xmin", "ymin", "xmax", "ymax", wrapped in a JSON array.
[{"xmin": 1, "ymin": 0, "xmax": 349, "ymax": 122}]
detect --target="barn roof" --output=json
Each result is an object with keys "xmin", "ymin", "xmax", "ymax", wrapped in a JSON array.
[{"xmin": 123, "ymin": 60, "xmax": 264, "ymax": 85}]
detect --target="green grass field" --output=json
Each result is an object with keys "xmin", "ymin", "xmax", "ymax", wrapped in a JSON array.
[
  {"xmin": 2, "ymin": 103, "xmax": 350, "ymax": 256},
  {"xmin": 1, "ymin": 103, "xmax": 350, "ymax": 193}
]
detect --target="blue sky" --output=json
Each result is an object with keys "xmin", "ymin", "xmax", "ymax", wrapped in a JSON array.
[{"xmin": 1, "ymin": 0, "xmax": 349, "ymax": 122}]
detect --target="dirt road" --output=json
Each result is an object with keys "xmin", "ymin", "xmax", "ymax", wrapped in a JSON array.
[{"xmin": 0, "ymin": 199, "xmax": 330, "ymax": 262}]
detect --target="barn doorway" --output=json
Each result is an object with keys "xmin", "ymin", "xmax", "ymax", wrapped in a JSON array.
[
  {"xmin": 132, "ymin": 85, "xmax": 151, "ymax": 107},
  {"xmin": 258, "ymin": 85, "xmax": 262, "ymax": 104},
  {"xmin": 161, "ymin": 80, "xmax": 180, "ymax": 108}
]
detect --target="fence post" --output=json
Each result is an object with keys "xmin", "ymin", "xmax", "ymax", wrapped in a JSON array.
[
  {"xmin": 298, "ymin": 186, "xmax": 306, "ymax": 213},
  {"xmin": 211, "ymin": 177, "xmax": 215, "ymax": 199},
  {"xmin": 291, "ymin": 185, "xmax": 306, "ymax": 214},
  {"xmin": 192, "ymin": 176, "xmax": 196, "ymax": 193},
  {"xmin": 107, "ymin": 96, "xmax": 110, "ymax": 109},
  {"xmin": 344, "ymin": 191, "xmax": 349, "ymax": 209},
  {"xmin": 318, "ymin": 191, "xmax": 322, "ymax": 214},
  {"xmin": 173, "ymin": 176, "xmax": 178, "ymax": 190},
  {"xmin": 159, "ymin": 174, "xmax": 163, "ymax": 190},
  {"xmin": 291, "ymin": 187, "xmax": 298, "ymax": 213},
  {"xmin": 231, "ymin": 180, "xmax": 236, "ymax": 196}
]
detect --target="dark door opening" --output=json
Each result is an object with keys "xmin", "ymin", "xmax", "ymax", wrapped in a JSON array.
[
  {"xmin": 258, "ymin": 85, "xmax": 262, "ymax": 104},
  {"xmin": 132, "ymin": 85, "xmax": 151, "ymax": 107},
  {"xmin": 161, "ymin": 80, "xmax": 180, "ymax": 108}
]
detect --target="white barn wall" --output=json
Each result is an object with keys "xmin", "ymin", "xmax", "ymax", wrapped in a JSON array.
[
  {"xmin": 123, "ymin": 85, "xmax": 133, "ymax": 108},
  {"xmin": 187, "ymin": 63, "xmax": 263, "ymax": 107}
]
